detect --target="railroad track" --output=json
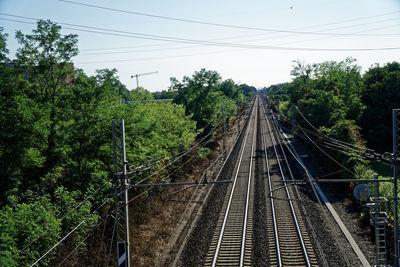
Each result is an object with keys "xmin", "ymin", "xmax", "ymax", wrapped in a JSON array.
[
  {"xmin": 266, "ymin": 102, "xmax": 371, "ymax": 267},
  {"xmin": 204, "ymin": 97, "xmax": 258, "ymax": 267},
  {"xmin": 260, "ymin": 99, "xmax": 318, "ymax": 267},
  {"xmin": 178, "ymin": 93, "xmax": 374, "ymax": 266}
]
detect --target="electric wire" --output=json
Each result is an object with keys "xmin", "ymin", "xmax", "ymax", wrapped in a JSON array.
[
  {"xmin": 77, "ymin": 18, "xmax": 400, "ymax": 56},
  {"xmin": 297, "ymin": 124, "xmax": 357, "ymax": 176},
  {"xmin": 261, "ymin": 104, "xmax": 325, "ymax": 205},
  {"xmin": 125, "ymin": 104, "xmax": 249, "ymax": 222},
  {"xmin": 126, "ymin": 124, "xmax": 218, "ymax": 175},
  {"xmin": 125, "ymin": 112, "xmax": 227, "ymax": 175},
  {"xmin": 110, "ymin": 104, "xmax": 250, "ymax": 267},
  {"xmin": 106, "ymin": 211, "xmax": 117, "ymax": 267},
  {"xmin": 57, "ymin": 0, "xmax": 400, "ymax": 36},
  {"xmin": 295, "ymin": 106, "xmax": 366, "ymax": 150},
  {"xmin": 115, "ymin": 108, "xmax": 248, "ymax": 209},
  {"xmin": 78, "ymin": 18, "xmax": 400, "ymax": 63},
  {"xmin": 56, "ymin": 234, "xmax": 90, "ymax": 266},
  {"xmin": 1, "ymin": 15, "xmax": 399, "ymax": 53},
  {"xmin": 124, "ymin": 119, "xmax": 227, "ymax": 205},
  {"xmin": 30, "ymin": 199, "xmax": 109, "ymax": 266},
  {"xmin": 275, "ymin": 119, "xmax": 393, "ymax": 168},
  {"xmin": 273, "ymin": 109, "xmax": 369, "ymax": 155},
  {"xmin": 76, "ymin": 11, "xmax": 400, "ymax": 53},
  {"xmin": 278, "ymin": 124, "xmax": 364, "ymax": 160},
  {"xmin": 273, "ymin": 118, "xmax": 365, "ymax": 166},
  {"xmin": 276, "ymin": 116, "xmax": 368, "ymax": 156},
  {"xmin": 3, "ymin": 15, "xmax": 399, "ymax": 65},
  {"xmin": 123, "ymin": 110, "xmax": 239, "ymax": 203},
  {"xmin": 126, "ymin": 151, "xmax": 199, "ymax": 205},
  {"xmin": 126, "ymin": 119, "xmax": 223, "ymax": 185},
  {"xmin": 20, "ymin": 180, "xmax": 110, "ymax": 253},
  {"xmin": 262, "ymin": 98, "xmax": 311, "ymax": 265},
  {"xmin": 272, "ymin": 110, "xmax": 358, "ymax": 180},
  {"xmin": 270, "ymin": 21, "xmax": 400, "ymax": 49},
  {"xmin": 56, "ymin": 218, "xmax": 105, "ymax": 267},
  {"xmin": 96, "ymin": 214, "xmax": 109, "ymax": 267}
]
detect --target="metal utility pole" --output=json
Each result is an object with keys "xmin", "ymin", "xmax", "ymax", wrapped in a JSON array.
[
  {"xmin": 393, "ymin": 109, "xmax": 400, "ymax": 267},
  {"xmin": 131, "ymin": 71, "xmax": 158, "ymax": 88},
  {"xmin": 112, "ymin": 120, "xmax": 130, "ymax": 267},
  {"xmin": 222, "ymin": 103, "xmax": 226, "ymax": 159},
  {"xmin": 291, "ymin": 103, "xmax": 296, "ymax": 134},
  {"xmin": 365, "ymin": 174, "xmax": 389, "ymax": 267}
]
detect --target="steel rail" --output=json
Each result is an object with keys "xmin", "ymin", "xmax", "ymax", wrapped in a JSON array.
[
  {"xmin": 270, "ymin": 110, "xmax": 371, "ymax": 267},
  {"xmin": 261, "ymin": 100, "xmax": 311, "ymax": 267},
  {"xmin": 269, "ymin": 103, "xmax": 329, "ymax": 267},
  {"xmin": 239, "ymin": 96, "xmax": 257, "ymax": 267},
  {"xmin": 171, "ymin": 103, "xmax": 252, "ymax": 267},
  {"xmin": 259, "ymin": 98, "xmax": 282, "ymax": 266},
  {"xmin": 211, "ymin": 97, "xmax": 257, "ymax": 267}
]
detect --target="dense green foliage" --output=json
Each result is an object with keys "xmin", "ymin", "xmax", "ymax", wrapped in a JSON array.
[
  {"xmin": 170, "ymin": 69, "xmax": 245, "ymax": 129},
  {"xmin": 0, "ymin": 21, "xmax": 200, "ymax": 265},
  {"xmin": 238, "ymin": 83, "xmax": 257, "ymax": 100},
  {"xmin": 263, "ymin": 58, "xmax": 400, "ymax": 244},
  {"xmin": 360, "ymin": 62, "xmax": 400, "ymax": 152},
  {"xmin": 264, "ymin": 57, "xmax": 400, "ymax": 155}
]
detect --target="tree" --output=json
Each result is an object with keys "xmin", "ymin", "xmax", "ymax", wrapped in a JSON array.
[
  {"xmin": 15, "ymin": 19, "xmax": 78, "ymax": 176},
  {"xmin": 129, "ymin": 87, "xmax": 154, "ymax": 101},
  {"xmin": 360, "ymin": 62, "xmax": 400, "ymax": 152},
  {"xmin": 268, "ymin": 58, "xmax": 365, "ymax": 174},
  {"xmin": 238, "ymin": 83, "xmax": 257, "ymax": 100},
  {"xmin": 0, "ymin": 197, "xmax": 61, "ymax": 266},
  {"xmin": 0, "ymin": 28, "xmax": 8, "ymax": 62},
  {"xmin": 0, "ymin": 20, "xmax": 205, "ymax": 265},
  {"xmin": 171, "ymin": 69, "xmax": 244, "ymax": 130},
  {"xmin": 220, "ymin": 79, "xmax": 244, "ymax": 105},
  {"xmin": 0, "ymin": 28, "xmax": 37, "ymax": 202}
]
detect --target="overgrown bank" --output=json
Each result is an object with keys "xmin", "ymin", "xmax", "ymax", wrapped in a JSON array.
[
  {"xmin": 0, "ymin": 20, "xmax": 254, "ymax": 265},
  {"xmin": 262, "ymin": 58, "xmax": 400, "ymax": 260}
]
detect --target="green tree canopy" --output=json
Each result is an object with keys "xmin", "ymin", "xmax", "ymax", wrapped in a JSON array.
[
  {"xmin": 360, "ymin": 62, "xmax": 400, "ymax": 152},
  {"xmin": 171, "ymin": 68, "xmax": 244, "ymax": 130}
]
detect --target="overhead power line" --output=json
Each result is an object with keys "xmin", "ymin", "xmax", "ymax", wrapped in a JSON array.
[
  {"xmin": 77, "ymin": 18, "xmax": 400, "ymax": 56},
  {"xmin": 20, "ymin": 182, "xmax": 109, "ymax": 253},
  {"xmin": 76, "ymin": 10, "xmax": 400, "ymax": 52},
  {"xmin": 1, "ymin": 14, "xmax": 400, "ymax": 54},
  {"xmin": 294, "ymin": 107, "xmax": 366, "ymax": 150},
  {"xmin": 58, "ymin": 0, "xmax": 400, "ymax": 37},
  {"xmin": 30, "ymin": 199, "xmax": 109, "ymax": 266}
]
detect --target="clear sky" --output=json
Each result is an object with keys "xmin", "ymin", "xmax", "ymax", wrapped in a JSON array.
[{"xmin": 1, "ymin": 0, "xmax": 400, "ymax": 91}]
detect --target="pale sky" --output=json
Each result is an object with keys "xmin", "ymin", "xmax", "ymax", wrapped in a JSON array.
[{"xmin": 1, "ymin": 0, "xmax": 400, "ymax": 91}]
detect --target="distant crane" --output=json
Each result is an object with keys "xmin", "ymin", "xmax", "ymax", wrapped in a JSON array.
[{"xmin": 131, "ymin": 71, "xmax": 158, "ymax": 88}]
